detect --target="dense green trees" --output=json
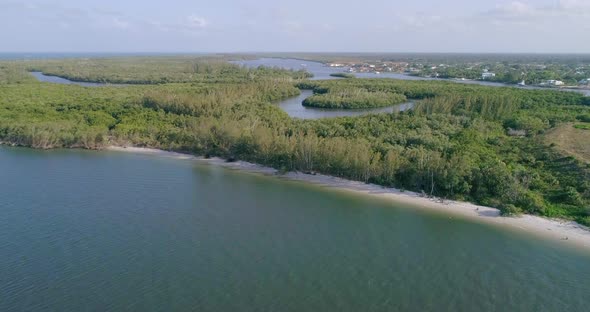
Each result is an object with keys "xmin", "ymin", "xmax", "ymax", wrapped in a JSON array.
[
  {"xmin": 1, "ymin": 57, "xmax": 589, "ymax": 226},
  {"xmin": 329, "ymin": 73, "xmax": 356, "ymax": 78},
  {"xmin": 302, "ymin": 87, "xmax": 407, "ymax": 109}
]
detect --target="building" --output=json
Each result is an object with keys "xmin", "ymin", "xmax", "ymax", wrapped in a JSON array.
[
  {"xmin": 543, "ymin": 80, "xmax": 565, "ymax": 86},
  {"xmin": 579, "ymin": 78, "xmax": 590, "ymax": 85},
  {"xmin": 481, "ymin": 72, "xmax": 496, "ymax": 80}
]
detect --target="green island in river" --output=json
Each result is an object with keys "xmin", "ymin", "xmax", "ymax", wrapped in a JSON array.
[
  {"xmin": 302, "ymin": 86, "xmax": 408, "ymax": 109},
  {"xmin": 1, "ymin": 56, "xmax": 589, "ymax": 227},
  {"xmin": 329, "ymin": 72, "xmax": 356, "ymax": 79}
]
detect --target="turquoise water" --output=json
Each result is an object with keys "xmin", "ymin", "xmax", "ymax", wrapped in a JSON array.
[{"xmin": 1, "ymin": 147, "xmax": 589, "ymax": 311}]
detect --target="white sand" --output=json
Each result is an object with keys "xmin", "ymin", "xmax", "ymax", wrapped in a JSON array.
[{"xmin": 107, "ymin": 146, "xmax": 590, "ymax": 250}]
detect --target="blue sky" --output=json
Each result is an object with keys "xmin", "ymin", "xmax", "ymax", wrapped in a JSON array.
[{"xmin": 1, "ymin": 0, "xmax": 589, "ymax": 53}]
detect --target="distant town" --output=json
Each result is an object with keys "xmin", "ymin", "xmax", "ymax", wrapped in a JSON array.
[{"xmin": 326, "ymin": 60, "xmax": 590, "ymax": 89}]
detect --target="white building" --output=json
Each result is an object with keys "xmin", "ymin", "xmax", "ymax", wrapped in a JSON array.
[
  {"xmin": 544, "ymin": 80, "xmax": 564, "ymax": 86},
  {"xmin": 482, "ymin": 72, "xmax": 496, "ymax": 79}
]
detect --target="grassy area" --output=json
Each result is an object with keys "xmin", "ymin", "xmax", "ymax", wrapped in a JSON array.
[
  {"xmin": 574, "ymin": 123, "xmax": 590, "ymax": 130},
  {"xmin": 545, "ymin": 123, "xmax": 590, "ymax": 163}
]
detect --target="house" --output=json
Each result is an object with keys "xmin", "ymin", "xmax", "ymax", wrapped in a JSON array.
[
  {"xmin": 481, "ymin": 72, "xmax": 496, "ymax": 80},
  {"xmin": 579, "ymin": 78, "xmax": 590, "ymax": 85},
  {"xmin": 543, "ymin": 80, "xmax": 564, "ymax": 86},
  {"xmin": 507, "ymin": 128, "xmax": 527, "ymax": 137}
]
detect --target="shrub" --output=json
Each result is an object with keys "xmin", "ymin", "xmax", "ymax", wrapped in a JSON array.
[
  {"xmin": 516, "ymin": 191, "xmax": 547, "ymax": 214},
  {"xmin": 499, "ymin": 204, "xmax": 523, "ymax": 216}
]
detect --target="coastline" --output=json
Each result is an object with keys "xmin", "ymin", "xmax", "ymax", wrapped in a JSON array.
[{"xmin": 108, "ymin": 146, "xmax": 590, "ymax": 250}]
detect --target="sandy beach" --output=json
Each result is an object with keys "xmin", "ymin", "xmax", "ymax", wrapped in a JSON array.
[{"xmin": 107, "ymin": 146, "xmax": 590, "ymax": 250}]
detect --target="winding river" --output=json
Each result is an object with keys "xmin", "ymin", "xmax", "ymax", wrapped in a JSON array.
[
  {"xmin": 30, "ymin": 71, "xmax": 414, "ymax": 119},
  {"xmin": 31, "ymin": 58, "xmax": 590, "ymax": 120},
  {"xmin": 30, "ymin": 72, "xmax": 109, "ymax": 87},
  {"xmin": 276, "ymin": 90, "xmax": 413, "ymax": 119}
]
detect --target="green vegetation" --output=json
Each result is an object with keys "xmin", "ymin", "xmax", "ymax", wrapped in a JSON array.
[
  {"xmin": 24, "ymin": 56, "xmax": 312, "ymax": 84},
  {"xmin": 574, "ymin": 123, "xmax": 590, "ymax": 130},
  {"xmin": 302, "ymin": 87, "xmax": 407, "ymax": 109},
  {"xmin": 1, "ymin": 57, "xmax": 589, "ymax": 226},
  {"xmin": 545, "ymin": 124, "xmax": 590, "ymax": 165},
  {"xmin": 398, "ymin": 55, "xmax": 590, "ymax": 85},
  {"xmin": 329, "ymin": 73, "xmax": 356, "ymax": 78}
]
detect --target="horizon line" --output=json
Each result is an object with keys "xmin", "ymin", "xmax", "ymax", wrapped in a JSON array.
[{"xmin": 2, "ymin": 51, "xmax": 590, "ymax": 55}]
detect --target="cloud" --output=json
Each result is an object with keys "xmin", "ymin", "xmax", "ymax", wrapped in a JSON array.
[
  {"xmin": 1, "ymin": 0, "xmax": 589, "ymax": 53},
  {"xmin": 485, "ymin": 1, "xmax": 534, "ymax": 20},
  {"xmin": 186, "ymin": 15, "xmax": 208, "ymax": 29},
  {"xmin": 283, "ymin": 21, "xmax": 302, "ymax": 33},
  {"xmin": 397, "ymin": 14, "xmax": 443, "ymax": 29},
  {"xmin": 24, "ymin": 3, "xmax": 39, "ymax": 10},
  {"xmin": 111, "ymin": 17, "xmax": 130, "ymax": 29},
  {"xmin": 0, "ymin": 1, "xmax": 212, "ymax": 35},
  {"xmin": 482, "ymin": 0, "xmax": 590, "ymax": 24},
  {"xmin": 559, "ymin": 0, "xmax": 590, "ymax": 9}
]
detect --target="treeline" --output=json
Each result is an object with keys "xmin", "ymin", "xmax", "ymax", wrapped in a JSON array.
[
  {"xmin": 301, "ymin": 79, "xmax": 589, "ymax": 131},
  {"xmin": 329, "ymin": 73, "xmax": 356, "ymax": 78},
  {"xmin": 24, "ymin": 56, "xmax": 312, "ymax": 84},
  {"xmin": 302, "ymin": 87, "xmax": 407, "ymax": 109},
  {"xmin": 1, "ymin": 59, "xmax": 589, "ymax": 226},
  {"xmin": 414, "ymin": 62, "xmax": 590, "ymax": 85}
]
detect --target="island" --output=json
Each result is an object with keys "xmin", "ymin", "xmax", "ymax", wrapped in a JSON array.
[
  {"xmin": 302, "ymin": 87, "xmax": 407, "ymax": 109},
  {"xmin": 329, "ymin": 72, "xmax": 356, "ymax": 79}
]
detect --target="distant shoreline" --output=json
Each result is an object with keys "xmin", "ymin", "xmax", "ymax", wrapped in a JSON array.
[{"xmin": 106, "ymin": 145, "xmax": 590, "ymax": 251}]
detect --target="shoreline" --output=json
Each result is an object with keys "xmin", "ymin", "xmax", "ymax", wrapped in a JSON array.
[{"xmin": 106, "ymin": 146, "xmax": 590, "ymax": 251}]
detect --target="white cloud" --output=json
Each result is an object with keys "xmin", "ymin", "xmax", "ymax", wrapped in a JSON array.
[
  {"xmin": 559, "ymin": 0, "xmax": 590, "ymax": 9},
  {"xmin": 186, "ymin": 15, "xmax": 208, "ymax": 28},
  {"xmin": 111, "ymin": 17, "xmax": 130, "ymax": 29},
  {"xmin": 397, "ymin": 14, "xmax": 443, "ymax": 28},
  {"xmin": 24, "ymin": 3, "xmax": 39, "ymax": 10},
  {"xmin": 284, "ymin": 21, "xmax": 302, "ymax": 32},
  {"xmin": 483, "ymin": 0, "xmax": 590, "ymax": 23}
]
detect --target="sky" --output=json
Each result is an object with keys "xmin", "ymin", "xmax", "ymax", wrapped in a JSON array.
[{"xmin": 1, "ymin": 0, "xmax": 589, "ymax": 53}]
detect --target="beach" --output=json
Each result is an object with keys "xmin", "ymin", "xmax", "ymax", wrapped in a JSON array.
[{"xmin": 107, "ymin": 146, "xmax": 590, "ymax": 250}]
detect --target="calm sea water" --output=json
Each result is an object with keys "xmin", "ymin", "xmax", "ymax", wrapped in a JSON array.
[{"xmin": 1, "ymin": 147, "xmax": 589, "ymax": 311}]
